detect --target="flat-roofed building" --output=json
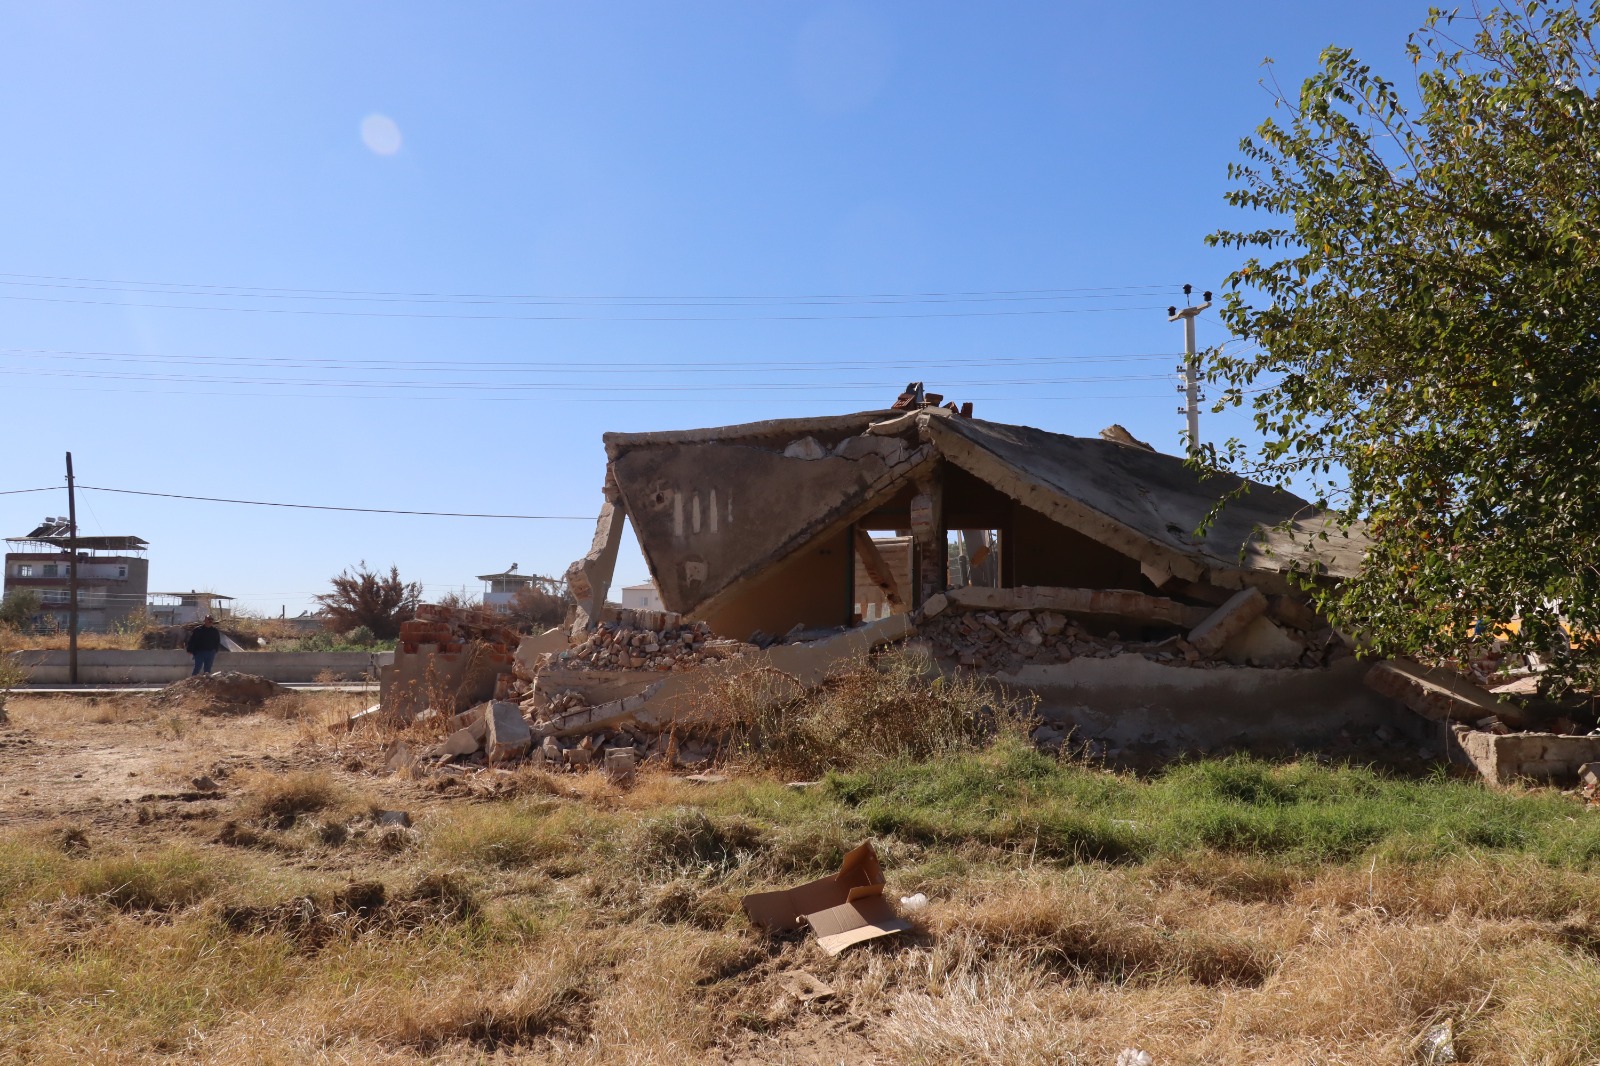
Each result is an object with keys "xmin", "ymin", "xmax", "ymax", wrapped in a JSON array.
[{"xmin": 4, "ymin": 517, "xmax": 149, "ymax": 633}]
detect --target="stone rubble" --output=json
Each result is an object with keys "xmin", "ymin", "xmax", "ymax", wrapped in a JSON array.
[
  {"xmin": 915, "ymin": 602, "xmax": 1341, "ymax": 675},
  {"xmin": 540, "ymin": 613, "xmax": 753, "ymax": 675}
]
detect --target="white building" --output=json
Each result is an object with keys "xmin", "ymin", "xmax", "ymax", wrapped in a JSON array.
[{"xmin": 620, "ymin": 581, "xmax": 663, "ymax": 611}]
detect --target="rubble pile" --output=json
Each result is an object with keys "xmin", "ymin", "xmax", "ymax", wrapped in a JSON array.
[
  {"xmin": 382, "ymin": 603, "xmax": 522, "ymax": 716},
  {"xmin": 917, "ymin": 603, "xmax": 1343, "ymax": 674},
  {"xmin": 384, "ymin": 698, "xmax": 719, "ymax": 779},
  {"xmin": 155, "ymin": 671, "xmax": 284, "ymax": 714},
  {"xmin": 399, "ymin": 604, "xmax": 519, "ymax": 659},
  {"xmin": 540, "ymin": 612, "xmax": 752, "ymax": 675}
]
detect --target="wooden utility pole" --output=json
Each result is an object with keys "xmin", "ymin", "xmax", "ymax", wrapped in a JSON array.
[{"xmin": 66, "ymin": 452, "xmax": 78, "ymax": 685}]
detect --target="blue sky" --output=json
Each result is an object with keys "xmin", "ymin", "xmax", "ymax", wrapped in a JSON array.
[{"xmin": 0, "ymin": 2, "xmax": 1430, "ymax": 616}]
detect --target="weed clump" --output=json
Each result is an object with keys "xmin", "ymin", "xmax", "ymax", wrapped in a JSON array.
[
  {"xmin": 632, "ymin": 808, "xmax": 765, "ymax": 871},
  {"xmin": 709, "ymin": 651, "xmax": 1032, "ymax": 778},
  {"xmin": 240, "ymin": 771, "xmax": 347, "ymax": 829},
  {"xmin": 73, "ymin": 848, "xmax": 222, "ymax": 911}
]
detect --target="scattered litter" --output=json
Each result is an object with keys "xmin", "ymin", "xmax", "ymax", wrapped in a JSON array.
[
  {"xmin": 898, "ymin": 892, "xmax": 928, "ymax": 911},
  {"xmin": 685, "ymin": 771, "xmax": 729, "ymax": 785},
  {"xmin": 742, "ymin": 841, "xmax": 912, "ymax": 955},
  {"xmin": 1417, "ymin": 1019, "xmax": 1457, "ymax": 1064},
  {"xmin": 1115, "ymin": 1051, "xmax": 1154, "ymax": 1066}
]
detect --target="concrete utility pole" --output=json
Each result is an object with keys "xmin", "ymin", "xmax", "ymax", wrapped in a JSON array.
[
  {"xmin": 65, "ymin": 451, "xmax": 79, "ymax": 685},
  {"xmin": 1167, "ymin": 284, "xmax": 1212, "ymax": 453}
]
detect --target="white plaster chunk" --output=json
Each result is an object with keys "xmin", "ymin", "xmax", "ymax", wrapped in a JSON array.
[
  {"xmin": 783, "ymin": 437, "xmax": 829, "ymax": 460},
  {"xmin": 1218, "ymin": 616, "xmax": 1304, "ymax": 667}
]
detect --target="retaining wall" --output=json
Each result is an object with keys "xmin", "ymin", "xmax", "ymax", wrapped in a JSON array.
[
  {"xmin": 1000, "ymin": 655, "xmax": 1414, "ymax": 755},
  {"xmin": 8, "ymin": 650, "xmax": 393, "ymax": 685}
]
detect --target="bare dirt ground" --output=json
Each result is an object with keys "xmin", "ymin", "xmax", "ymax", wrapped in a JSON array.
[{"xmin": 0, "ymin": 691, "xmax": 374, "ymax": 833}]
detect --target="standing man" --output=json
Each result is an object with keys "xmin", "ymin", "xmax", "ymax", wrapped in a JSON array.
[{"xmin": 185, "ymin": 615, "xmax": 223, "ymax": 676}]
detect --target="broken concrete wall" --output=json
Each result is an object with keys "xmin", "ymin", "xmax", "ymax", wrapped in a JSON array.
[
  {"xmin": 608, "ymin": 431, "xmax": 930, "ymax": 619},
  {"xmin": 1008, "ymin": 656, "xmax": 1403, "ymax": 754},
  {"xmin": 699, "ymin": 526, "xmax": 854, "ymax": 642},
  {"xmin": 1448, "ymin": 724, "xmax": 1600, "ymax": 785}
]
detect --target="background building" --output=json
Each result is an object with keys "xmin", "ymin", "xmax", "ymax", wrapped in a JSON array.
[
  {"xmin": 3, "ymin": 517, "xmax": 150, "ymax": 633},
  {"xmin": 477, "ymin": 564, "xmax": 564, "ymax": 614},
  {"xmin": 146, "ymin": 591, "xmax": 235, "ymax": 627},
  {"xmin": 620, "ymin": 581, "xmax": 663, "ymax": 611}
]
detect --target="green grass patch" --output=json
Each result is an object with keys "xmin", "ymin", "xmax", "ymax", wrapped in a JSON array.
[{"xmin": 822, "ymin": 740, "xmax": 1600, "ymax": 868}]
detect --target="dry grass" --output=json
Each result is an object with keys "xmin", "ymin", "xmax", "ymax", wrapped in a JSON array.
[
  {"xmin": 11, "ymin": 682, "xmax": 1600, "ymax": 1063},
  {"xmin": 706, "ymin": 649, "xmax": 1035, "ymax": 778}
]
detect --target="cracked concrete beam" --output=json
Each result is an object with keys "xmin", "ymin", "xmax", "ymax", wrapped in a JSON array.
[
  {"xmin": 946, "ymin": 585, "xmax": 1211, "ymax": 627},
  {"xmin": 1366, "ymin": 660, "xmax": 1528, "ymax": 728},
  {"xmin": 1187, "ymin": 587, "xmax": 1268, "ymax": 657}
]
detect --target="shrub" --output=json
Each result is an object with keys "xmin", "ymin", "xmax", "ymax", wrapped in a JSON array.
[
  {"xmin": 342, "ymin": 625, "xmax": 376, "ymax": 646},
  {"xmin": 0, "ymin": 589, "xmax": 41, "ymax": 632}
]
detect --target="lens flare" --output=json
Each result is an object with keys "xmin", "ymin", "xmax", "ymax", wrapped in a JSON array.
[{"xmin": 360, "ymin": 113, "xmax": 402, "ymax": 156}]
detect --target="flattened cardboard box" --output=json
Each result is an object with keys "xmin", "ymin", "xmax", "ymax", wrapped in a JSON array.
[{"xmin": 741, "ymin": 841, "xmax": 912, "ymax": 955}]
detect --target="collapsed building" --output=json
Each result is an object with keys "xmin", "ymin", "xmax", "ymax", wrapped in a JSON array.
[
  {"xmin": 377, "ymin": 402, "xmax": 1595, "ymax": 781},
  {"xmin": 542, "ymin": 404, "xmax": 1396, "ymax": 756}
]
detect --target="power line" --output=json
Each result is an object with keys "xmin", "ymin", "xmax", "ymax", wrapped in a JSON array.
[
  {"xmin": 0, "ymin": 269, "xmax": 1181, "ymax": 303},
  {"xmin": 74, "ymin": 485, "xmax": 591, "ymax": 520},
  {"xmin": 0, "ymin": 380, "xmax": 1179, "ymax": 403},
  {"xmin": 0, "ymin": 486, "xmax": 59, "ymax": 496},
  {"xmin": 0, "ymin": 366, "xmax": 1173, "ymax": 393},
  {"xmin": 0, "ymin": 291, "xmax": 1169, "ymax": 322},
  {"xmin": 0, "ymin": 346, "xmax": 1182, "ymax": 374},
  {"xmin": 0, "ymin": 276, "xmax": 1182, "ymax": 309}
]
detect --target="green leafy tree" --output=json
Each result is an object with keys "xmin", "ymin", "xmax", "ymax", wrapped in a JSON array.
[
  {"xmin": 0, "ymin": 589, "xmax": 42, "ymax": 632},
  {"xmin": 1206, "ymin": 2, "xmax": 1600, "ymax": 689},
  {"xmin": 314, "ymin": 562, "xmax": 421, "ymax": 641}
]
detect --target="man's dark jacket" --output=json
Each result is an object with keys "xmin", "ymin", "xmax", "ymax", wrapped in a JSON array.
[{"xmin": 185, "ymin": 624, "xmax": 223, "ymax": 654}]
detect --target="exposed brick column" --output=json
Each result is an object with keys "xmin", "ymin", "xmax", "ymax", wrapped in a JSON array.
[{"xmin": 909, "ymin": 467, "xmax": 944, "ymax": 608}]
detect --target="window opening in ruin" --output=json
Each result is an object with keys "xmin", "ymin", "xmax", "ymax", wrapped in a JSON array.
[
  {"xmin": 948, "ymin": 530, "xmax": 999, "ymax": 589},
  {"xmin": 852, "ymin": 531, "xmax": 912, "ymax": 622}
]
